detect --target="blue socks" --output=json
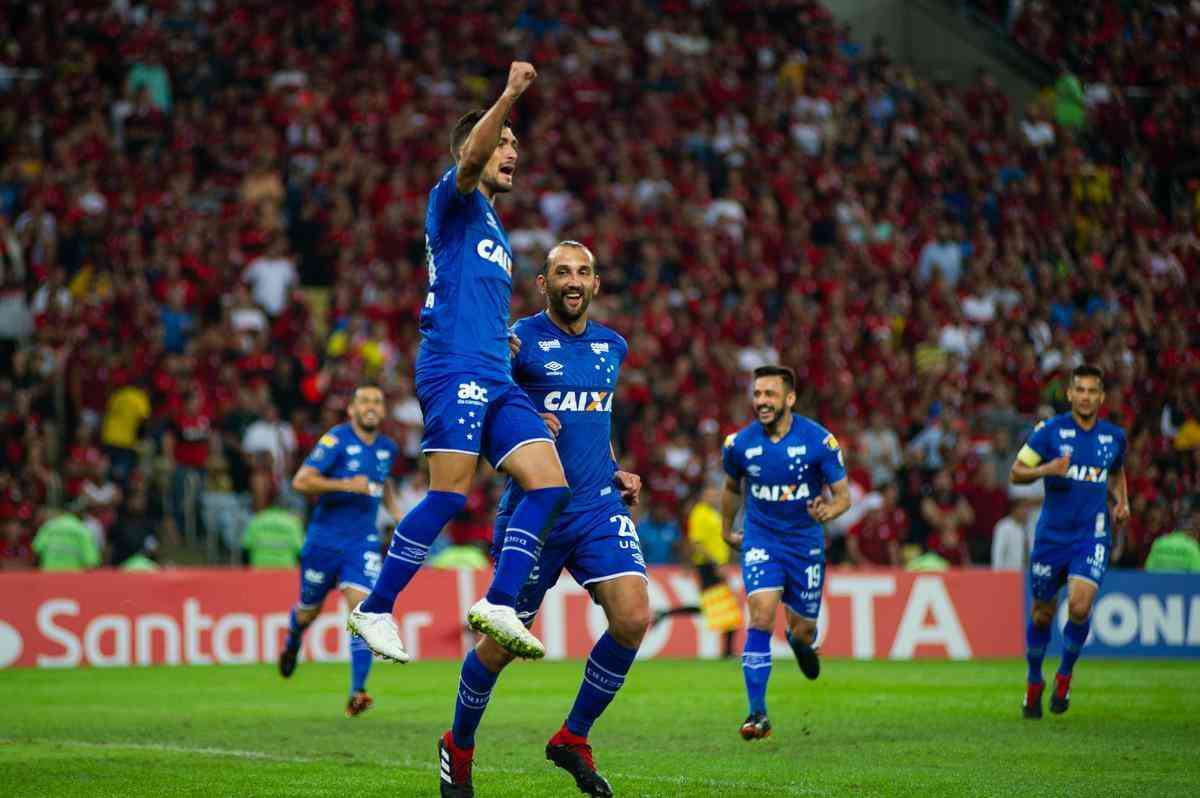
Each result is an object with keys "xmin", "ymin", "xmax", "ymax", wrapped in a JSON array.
[
  {"xmin": 1026, "ymin": 620, "xmax": 1050, "ymax": 684},
  {"xmin": 1058, "ymin": 618, "xmax": 1090, "ymax": 677},
  {"xmin": 566, "ymin": 632, "xmax": 638, "ymax": 738},
  {"xmin": 485, "ymin": 486, "xmax": 570, "ymax": 607},
  {"xmin": 285, "ymin": 608, "xmax": 309, "ymax": 652},
  {"xmin": 742, "ymin": 628, "xmax": 773, "ymax": 715},
  {"xmin": 452, "ymin": 650, "xmax": 500, "ymax": 749},
  {"xmin": 350, "ymin": 634, "xmax": 372, "ymax": 694},
  {"xmin": 361, "ymin": 490, "xmax": 467, "ymax": 614}
]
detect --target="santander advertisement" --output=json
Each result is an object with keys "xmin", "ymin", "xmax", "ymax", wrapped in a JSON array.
[{"xmin": 0, "ymin": 567, "xmax": 1023, "ymax": 669}]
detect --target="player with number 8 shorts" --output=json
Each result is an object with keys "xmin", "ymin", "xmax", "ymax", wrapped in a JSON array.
[
  {"xmin": 1012, "ymin": 365, "xmax": 1129, "ymax": 719},
  {"xmin": 720, "ymin": 365, "xmax": 853, "ymax": 741}
]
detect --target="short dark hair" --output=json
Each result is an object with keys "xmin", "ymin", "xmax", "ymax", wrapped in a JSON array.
[
  {"xmin": 1071, "ymin": 365, "xmax": 1104, "ymax": 388},
  {"xmin": 353, "ymin": 383, "xmax": 384, "ymax": 400},
  {"xmin": 449, "ymin": 110, "xmax": 512, "ymax": 162},
  {"xmin": 752, "ymin": 365, "xmax": 796, "ymax": 393},
  {"xmin": 541, "ymin": 240, "xmax": 596, "ymax": 275}
]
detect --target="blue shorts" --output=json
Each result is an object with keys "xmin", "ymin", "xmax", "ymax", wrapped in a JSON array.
[
  {"xmin": 741, "ymin": 535, "xmax": 825, "ymax": 620},
  {"xmin": 415, "ymin": 369, "xmax": 552, "ymax": 469},
  {"xmin": 1029, "ymin": 535, "xmax": 1109, "ymax": 603},
  {"xmin": 297, "ymin": 537, "xmax": 382, "ymax": 609},
  {"xmin": 493, "ymin": 502, "xmax": 647, "ymax": 622}
]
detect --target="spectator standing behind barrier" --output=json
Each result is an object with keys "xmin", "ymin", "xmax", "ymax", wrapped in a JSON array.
[
  {"xmin": 242, "ymin": 501, "xmax": 305, "ymax": 569},
  {"xmin": 921, "ymin": 470, "xmax": 973, "ymax": 566},
  {"xmin": 33, "ymin": 510, "xmax": 100, "ymax": 571},
  {"xmin": 1144, "ymin": 507, "xmax": 1200, "ymax": 573},
  {"xmin": 847, "ymin": 482, "xmax": 906, "ymax": 567},
  {"xmin": 100, "ymin": 376, "xmax": 150, "ymax": 485},
  {"xmin": 991, "ymin": 495, "xmax": 1038, "ymax": 571},
  {"xmin": 638, "ymin": 504, "xmax": 682, "ymax": 565}
]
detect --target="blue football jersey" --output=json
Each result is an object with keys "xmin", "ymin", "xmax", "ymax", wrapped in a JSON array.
[
  {"xmin": 302, "ymin": 423, "xmax": 398, "ymax": 548},
  {"xmin": 499, "ymin": 312, "xmax": 628, "ymax": 515},
  {"xmin": 722, "ymin": 416, "xmax": 848, "ymax": 548},
  {"xmin": 418, "ymin": 165, "xmax": 515, "ymax": 374},
  {"xmin": 1018, "ymin": 413, "xmax": 1126, "ymax": 545}
]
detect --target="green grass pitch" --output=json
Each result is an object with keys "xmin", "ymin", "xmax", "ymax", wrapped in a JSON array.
[{"xmin": 1, "ymin": 658, "xmax": 1197, "ymax": 797}]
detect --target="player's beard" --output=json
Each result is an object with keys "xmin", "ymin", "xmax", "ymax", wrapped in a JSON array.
[
  {"xmin": 549, "ymin": 284, "xmax": 592, "ymax": 323},
  {"xmin": 353, "ymin": 412, "xmax": 380, "ymax": 432},
  {"xmin": 756, "ymin": 401, "xmax": 785, "ymax": 430}
]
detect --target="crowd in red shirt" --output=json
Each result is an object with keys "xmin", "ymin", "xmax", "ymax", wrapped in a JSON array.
[{"xmin": 0, "ymin": 0, "xmax": 1197, "ymax": 571}]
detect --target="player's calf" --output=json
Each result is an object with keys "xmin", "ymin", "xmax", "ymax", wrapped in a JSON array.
[{"xmin": 785, "ymin": 625, "xmax": 820, "ymax": 681}]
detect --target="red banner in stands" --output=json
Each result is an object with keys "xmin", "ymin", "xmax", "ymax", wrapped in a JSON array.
[{"xmin": 0, "ymin": 567, "xmax": 1023, "ymax": 668}]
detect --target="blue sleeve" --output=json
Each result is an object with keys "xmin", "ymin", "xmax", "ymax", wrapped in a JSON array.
[
  {"xmin": 428, "ymin": 166, "xmax": 471, "ymax": 225},
  {"xmin": 1025, "ymin": 421, "xmax": 1055, "ymax": 462},
  {"xmin": 820, "ymin": 431, "xmax": 848, "ymax": 485},
  {"xmin": 721, "ymin": 435, "xmax": 743, "ymax": 481},
  {"xmin": 303, "ymin": 432, "xmax": 341, "ymax": 476},
  {"xmin": 509, "ymin": 320, "xmax": 534, "ymax": 384},
  {"xmin": 1112, "ymin": 430, "xmax": 1126, "ymax": 470}
]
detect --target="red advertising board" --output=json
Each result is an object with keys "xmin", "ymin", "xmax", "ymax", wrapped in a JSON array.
[{"xmin": 0, "ymin": 567, "xmax": 1023, "ymax": 668}]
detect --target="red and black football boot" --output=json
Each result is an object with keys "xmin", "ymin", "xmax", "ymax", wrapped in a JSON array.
[
  {"xmin": 740, "ymin": 712, "xmax": 772, "ymax": 741},
  {"xmin": 438, "ymin": 730, "xmax": 475, "ymax": 797},
  {"xmin": 1022, "ymin": 681, "xmax": 1044, "ymax": 720},
  {"xmin": 345, "ymin": 691, "xmax": 374, "ymax": 718},
  {"xmin": 546, "ymin": 726, "xmax": 613, "ymax": 797},
  {"xmin": 1050, "ymin": 673, "xmax": 1071, "ymax": 715}
]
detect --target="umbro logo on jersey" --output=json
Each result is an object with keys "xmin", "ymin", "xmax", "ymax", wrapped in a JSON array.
[
  {"xmin": 590, "ymin": 342, "xmax": 610, "ymax": 354},
  {"xmin": 545, "ymin": 361, "xmax": 564, "ymax": 374},
  {"xmin": 788, "ymin": 446, "xmax": 806, "ymax": 458},
  {"xmin": 346, "ymin": 445, "xmax": 362, "ymax": 455},
  {"xmin": 1059, "ymin": 429, "xmax": 1076, "ymax": 439},
  {"xmin": 747, "ymin": 465, "xmax": 762, "ymax": 477},
  {"xmin": 538, "ymin": 339, "xmax": 561, "ymax": 351},
  {"xmin": 745, "ymin": 446, "xmax": 763, "ymax": 459},
  {"xmin": 486, "ymin": 212, "xmax": 499, "ymax": 230}
]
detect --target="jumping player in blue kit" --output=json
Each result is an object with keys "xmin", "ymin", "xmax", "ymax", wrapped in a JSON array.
[
  {"xmin": 1012, "ymin": 365, "xmax": 1129, "ymax": 719},
  {"xmin": 348, "ymin": 62, "xmax": 574, "ymax": 665},
  {"xmin": 437, "ymin": 242, "xmax": 648, "ymax": 798},
  {"xmin": 280, "ymin": 385, "xmax": 401, "ymax": 717},
  {"xmin": 721, "ymin": 366, "xmax": 852, "ymax": 741}
]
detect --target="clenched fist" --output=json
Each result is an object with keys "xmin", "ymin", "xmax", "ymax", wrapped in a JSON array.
[
  {"xmin": 1044, "ymin": 454, "xmax": 1071, "ymax": 477},
  {"xmin": 504, "ymin": 61, "xmax": 537, "ymax": 99}
]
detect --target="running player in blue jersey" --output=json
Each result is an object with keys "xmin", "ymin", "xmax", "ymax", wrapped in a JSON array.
[
  {"xmin": 438, "ymin": 241, "xmax": 647, "ymax": 798},
  {"xmin": 349, "ymin": 62, "xmax": 573, "ymax": 664},
  {"xmin": 721, "ymin": 366, "xmax": 852, "ymax": 740},
  {"xmin": 1012, "ymin": 365, "xmax": 1129, "ymax": 718},
  {"xmin": 280, "ymin": 385, "xmax": 401, "ymax": 717}
]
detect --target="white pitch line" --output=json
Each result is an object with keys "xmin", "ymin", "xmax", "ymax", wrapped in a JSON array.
[{"xmin": 1, "ymin": 738, "xmax": 828, "ymax": 796}]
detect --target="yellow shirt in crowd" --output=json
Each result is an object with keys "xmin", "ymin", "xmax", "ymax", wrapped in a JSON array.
[
  {"xmin": 687, "ymin": 501, "xmax": 730, "ymax": 567},
  {"xmin": 101, "ymin": 385, "xmax": 151, "ymax": 449}
]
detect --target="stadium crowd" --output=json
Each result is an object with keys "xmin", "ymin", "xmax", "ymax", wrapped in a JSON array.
[{"xmin": 1, "ymin": 0, "xmax": 1197, "ymax": 575}]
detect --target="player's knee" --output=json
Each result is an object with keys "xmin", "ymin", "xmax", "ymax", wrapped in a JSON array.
[
  {"xmin": 295, "ymin": 606, "xmax": 320, "ymax": 625},
  {"xmin": 610, "ymin": 607, "xmax": 651, "ymax": 649},
  {"xmin": 1031, "ymin": 604, "xmax": 1054, "ymax": 628},
  {"xmin": 1067, "ymin": 597, "xmax": 1092, "ymax": 623}
]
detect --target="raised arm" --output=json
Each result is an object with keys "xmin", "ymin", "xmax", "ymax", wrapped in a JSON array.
[{"xmin": 456, "ymin": 62, "xmax": 537, "ymax": 195}]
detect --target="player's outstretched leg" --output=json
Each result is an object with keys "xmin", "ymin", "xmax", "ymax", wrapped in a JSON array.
[
  {"xmin": 740, "ymin": 627, "xmax": 773, "ymax": 740},
  {"xmin": 279, "ymin": 607, "xmax": 313, "ymax": 678},
  {"xmin": 1023, "ymin": 603, "xmax": 1053, "ymax": 720},
  {"xmin": 350, "ymin": 490, "xmax": 467, "ymax": 661},
  {"xmin": 547, "ymin": 619, "xmax": 641, "ymax": 797},
  {"xmin": 1051, "ymin": 578, "xmax": 1099, "ymax": 715},
  {"xmin": 470, "ymin": 485, "xmax": 570, "ymax": 660}
]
